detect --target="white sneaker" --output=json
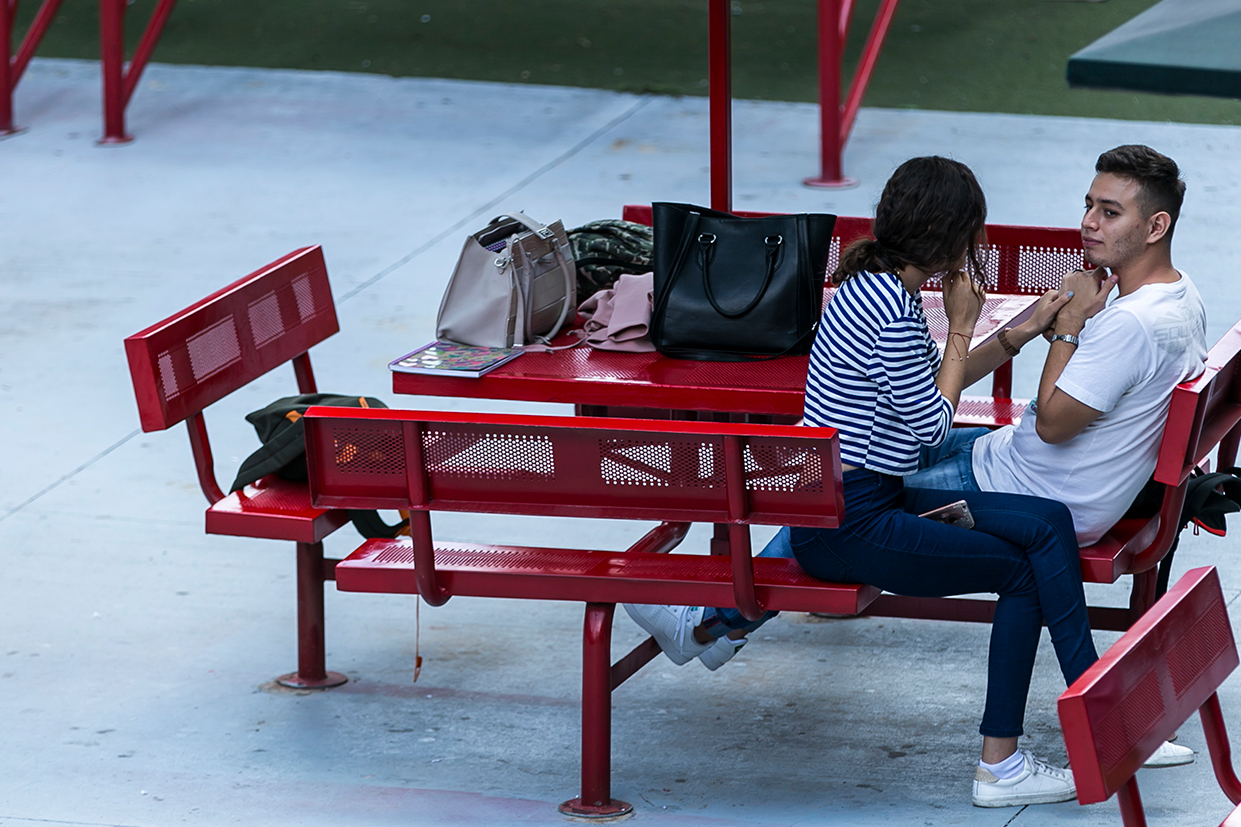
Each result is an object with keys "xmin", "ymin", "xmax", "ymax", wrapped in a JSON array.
[
  {"xmin": 1144, "ymin": 740, "xmax": 1195, "ymax": 767},
  {"xmin": 622, "ymin": 604, "xmax": 709, "ymax": 665},
  {"xmin": 972, "ymin": 750, "xmax": 1076, "ymax": 808},
  {"xmin": 698, "ymin": 636, "xmax": 747, "ymax": 671}
]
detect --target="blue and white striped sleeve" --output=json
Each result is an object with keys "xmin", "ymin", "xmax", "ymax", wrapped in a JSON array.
[{"xmin": 868, "ymin": 315, "xmax": 953, "ymax": 446}]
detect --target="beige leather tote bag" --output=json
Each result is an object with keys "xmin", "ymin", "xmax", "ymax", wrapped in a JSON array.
[{"xmin": 436, "ymin": 212, "xmax": 577, "ymax": 349}]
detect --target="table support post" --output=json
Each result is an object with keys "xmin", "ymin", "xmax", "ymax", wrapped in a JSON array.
[
  {"xmin": 276, "ymin": 541, "xmax": 347, "ymax": 689},
  {"xmin": 560, "ymin": 602, "xmax": 633, "ymax": 818},
  {"xmin": 707, "ymin": 0, "xmax": 732, "ymax": 213}
]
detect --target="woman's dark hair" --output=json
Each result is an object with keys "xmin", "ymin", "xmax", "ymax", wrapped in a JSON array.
[{"xmin": 834, "ymin": 156, "xmax": 988, "ymax": 284}]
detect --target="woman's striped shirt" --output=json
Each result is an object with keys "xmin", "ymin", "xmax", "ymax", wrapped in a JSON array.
[{"xmin": 803, "ymin": 270, "xmax": 953, "ymax": 475}]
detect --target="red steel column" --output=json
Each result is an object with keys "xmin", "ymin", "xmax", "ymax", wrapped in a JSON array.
[
  {"xmin": 559, "ymin": 603, "xmax": 632, "ymax": 817},
  {"xmin": 805, "ymin": 0, "xmax": 856, "ymax": 188},
  {"xmin": 707, "ymin": 0, "xmax": 731, "ymax": 213},
  {"xmin": 99, "ymin": 0, "xmax": 132, "ymax": 143},
  {"xmin": 276, "ymin": 541, "xmax": 347, "ymax": 689},
  {"xmin": 1, "ymin": 0, "xmax": 15, "ymax": 134}
]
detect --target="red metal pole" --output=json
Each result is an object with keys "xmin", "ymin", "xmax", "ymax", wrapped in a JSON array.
[
  {"xmin": 1, "ymin": 0, "xmax": 16, "ymax": 134},
  {"xmin": 277, "ymin": 541, "xmax": 347, "ymax": 689},
  {"xmin": 292, "ymin": 352, "xmax": 318, "ymax": 394},
  {"xmin": 559, "ymin": 603, "xmax": 632, "ymax": 817},
  {"xmin": 14, "ymin": 0, "xmax": 65, "ymax": 80},
  {"xmin": 707, "ymin": 0, "xmax": 731, "ymax": 213},
  {"xmin": 1201, "ymin": 693, "xmax": 1241, "ymax": 804},
  {"xmin": 121, "ymin": 0, "xmax": 176, "ymax": 105},
  {"xmin": 839, "ymin": 0, "xmax": 901, "ymax": 145},
  {"xmin": 99, "ymin": 0, "xmax": 131, "ymax": 143},
  {"xmin": 805, "ymin": 0, "xmax": 855, "ymax": 188},
  {"xmin": 1116, "ymin": 778, "xmax": 1149, "ymax": 827}
]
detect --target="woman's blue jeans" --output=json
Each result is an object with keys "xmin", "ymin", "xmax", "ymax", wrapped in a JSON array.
[{"xmin": 788, "ymin": 469, "xmax": 1097, "ymax": 737}]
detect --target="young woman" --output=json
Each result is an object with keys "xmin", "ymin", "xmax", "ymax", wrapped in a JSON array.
[{"xmin": 627, "ymin": 157, "xmax": 1100, "ymax": 808}]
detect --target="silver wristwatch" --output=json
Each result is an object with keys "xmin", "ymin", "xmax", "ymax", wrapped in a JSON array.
[{"xmin": 1050, "ymin": 333, "xmax": 1081, "ymax": 347}]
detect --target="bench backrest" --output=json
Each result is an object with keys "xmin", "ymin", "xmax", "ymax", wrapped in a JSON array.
[
  {"xmin": 1155, "ymin": 321, "xmax": 1241, "ymax": 487},
  {"xmin": 620, "ymin": 205, "xmax": 1083, "ymax": 296},
  {"xmin": 303, "ymin": 408, "xmax": 843, "ymax": 528},
  {"xmin": 124, "ymin": 246, "xmax": 338, "ymax": 433},
  {"xmin": 1059, "ymin": 566, "xmax": 1238, "ymax": 805}
]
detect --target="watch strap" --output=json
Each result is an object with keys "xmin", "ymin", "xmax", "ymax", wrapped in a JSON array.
[{"xmin": 1050, "ymin": 333, "xmax": 1081, "ymax": 347}]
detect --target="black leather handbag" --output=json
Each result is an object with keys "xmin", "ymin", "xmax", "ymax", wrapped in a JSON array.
[{"xmin": 650, "ymin": 203, "xmax": 836, "ymax": 361}]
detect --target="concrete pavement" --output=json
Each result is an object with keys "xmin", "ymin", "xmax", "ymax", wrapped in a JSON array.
[{"xmin": 3, "ymin": 57, "xmax": 1241, "ymax": 826}]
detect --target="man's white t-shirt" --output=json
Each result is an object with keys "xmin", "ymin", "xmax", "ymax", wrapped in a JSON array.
[{"xmin": 972, "ymin": 272, "xmax": 1207, "ymax": 546}]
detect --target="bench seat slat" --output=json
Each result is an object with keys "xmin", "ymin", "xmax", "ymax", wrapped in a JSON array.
[
  {"xmin": 953, "ymin": 395, "xmax": 1027, "ymax": 429},
  {"xmin": 206, "ymin": 476, "xmax": 348, "ymax": 544},
  {"xmin": 336, "ymin": 538, "xmax": 881, "ymax": 616},
  {"xmin": 1079, "ymin": 516, "xmax": 1163, "ymax": 584}
]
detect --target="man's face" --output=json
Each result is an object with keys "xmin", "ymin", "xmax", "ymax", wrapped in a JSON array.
[{"xmin": 1081, "ymin": 172, "xmax": 1149, "ymax": 269}]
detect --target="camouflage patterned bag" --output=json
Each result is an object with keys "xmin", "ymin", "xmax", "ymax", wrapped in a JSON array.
[{"xmin": 568, "ymin": 220, "xmax": 654, "ymax": 299}]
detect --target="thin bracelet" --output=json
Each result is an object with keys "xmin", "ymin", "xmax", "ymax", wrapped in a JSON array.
[
  {"xmin": 946, "ymin": 331, "xmax": 971, "ymax": 361},
  {"xmin": 997, "ymin": 328, "xmax": 1020, "ymax": 357}
]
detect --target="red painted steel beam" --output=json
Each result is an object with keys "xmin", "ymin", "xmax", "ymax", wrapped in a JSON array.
[
  {"xmin": 707, "ymin": 0, "xmax": 732, "ymax": 212},
  {"xmin": 99, "ymin": 0, "xmax": 178, "ymax": 143},
  {"xmin": 839, "ymin": 0, "xmax": 900, "ymax": 145},
  {"xmin": 805, "ymin": 0, "xmax": 853, "ymax": 188},
  {"xmin": 1, "ymin": 0, "xmax": 15, "ymax": 134},
  {"xmin": 121, "ymin": 0, "xmax": 175, "ymax": 104},
  {"xmin": 1202, "ymin": 693, "xmax": 1241, "ymax": 805},
  {"xmin": 3, "ymin": 0, "xmax": 66, "ymax": 134}
]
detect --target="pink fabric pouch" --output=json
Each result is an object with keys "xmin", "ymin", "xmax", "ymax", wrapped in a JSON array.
[{"xmin": 576, "ymin": 272, "xmax": 655, "ymax": 352}]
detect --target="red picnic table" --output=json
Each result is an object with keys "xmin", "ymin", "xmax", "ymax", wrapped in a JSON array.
[{"xmin": 395, "ymin": 210, "xmax": 1083, "ymax": 422}]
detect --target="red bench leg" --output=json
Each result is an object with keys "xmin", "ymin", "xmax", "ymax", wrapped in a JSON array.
[
  {"xmin": 277, "ymin": 541, "xmax": 347, "ymax": 689},
  {"xmin": 1116, "ymin": 778, "xmax": 1148, "ymax": 827},
  {"xmin": 559, "ymin": 603, "xmax": 633, "ymax": 818}
]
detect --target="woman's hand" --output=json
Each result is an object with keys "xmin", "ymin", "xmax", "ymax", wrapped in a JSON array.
[
  {"xmin": 1056, "ymin": 268, "xmax": 1118, "ymax": 333},
  {"xmin": 941, "ymin": 270, "xmax": 985, "ymax": 335},
  {"xmin": 1018, "ymin": 288, "xmax": 1074, "ymax": 341}
]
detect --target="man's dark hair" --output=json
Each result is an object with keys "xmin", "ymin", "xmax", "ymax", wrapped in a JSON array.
[
  {"xmin": 1096, "ymin": 145, "xmax": 1185, "ymax": 241},
  {"xmin": 835, "ymin": 156, "xmax": 988, "ymax": 284}
]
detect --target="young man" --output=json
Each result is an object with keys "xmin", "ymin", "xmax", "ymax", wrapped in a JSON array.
[{"xmin": 623, "ymin": 144, "xmax": 1208, "ymax": 797}]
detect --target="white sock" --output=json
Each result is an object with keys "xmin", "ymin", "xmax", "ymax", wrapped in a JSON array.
[{"xmin": 979, "ymin": 750, "xmax": 1026, "ymax": 780}]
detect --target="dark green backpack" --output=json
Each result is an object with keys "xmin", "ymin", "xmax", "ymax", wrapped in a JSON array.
[
  {"xmin": 568, "ymin": 219, "xmax": 654, "ymax": 298},
  {"xmin": 231, "ymin": 394, "xmax": 408, "ymax": 539}
]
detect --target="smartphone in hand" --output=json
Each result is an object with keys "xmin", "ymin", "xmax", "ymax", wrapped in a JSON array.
[{"xmin": 918, "ymin": 499, "xmax": 975, "ymax": 530}]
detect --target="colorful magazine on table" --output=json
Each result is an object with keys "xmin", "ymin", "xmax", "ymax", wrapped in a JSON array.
[{"xmin": 389, "ymin": 341, "xmax": 524, "ymax": 378}]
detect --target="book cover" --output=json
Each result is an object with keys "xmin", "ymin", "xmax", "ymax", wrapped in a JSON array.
[{"xmin": 389, "ymin": 341, "xmax": 523, "ymax": 378}]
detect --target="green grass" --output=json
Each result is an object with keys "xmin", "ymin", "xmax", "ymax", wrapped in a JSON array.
[{"xmin": 16, "ymin": 0, "xmax": 1239, "ymax": 124}]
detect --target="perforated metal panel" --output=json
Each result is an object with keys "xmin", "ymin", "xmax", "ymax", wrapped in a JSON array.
[
  {"xmin": 1097, "ymin": 670, "xmax": 1164, "ymax": 774},
  {"xmin": 744, "ymin": 444, "xmax": 824, "ymax": 493},
  {"xmin": 599, "ymin": 438, "xmax": 724, "ymax": 489},
  {"xmin": 186, "ymin": 316, "xmax": 242, "ymax": 383},
  {"xmin": 334, "ymin": 427, "xmax": 405, "ymax": 476},
  {"xmin": 125, "ymin": 247, "xmax": 339, "ymax": 432},
  {"xmin": 1168, "ymin": 600, "xmax": 1234, "ymax": 698},
  {"xmin": 426, "ymin": 430, "xmax": 555, "ymax": 482}
]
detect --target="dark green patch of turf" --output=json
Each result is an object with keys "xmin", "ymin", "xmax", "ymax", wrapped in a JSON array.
[{"xmin": 14, "ymin": 0, "xmax": 1238, "ymax": 124}]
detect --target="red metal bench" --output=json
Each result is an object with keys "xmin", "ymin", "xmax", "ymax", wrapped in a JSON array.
[
  {"xmin": 123, "ymin": 245, "xmax": 351, "ymax": 688},
  {"xmin": 868, "ymin": 322, "xmax": 1241, "ymax": 633},
  {"xmin": 302, "ymin": 406, "xmax": 877, "ymax": 817},
  {"xmin": 1059, "ymin": 565, "xmax": 1241, "ymax": 826}
]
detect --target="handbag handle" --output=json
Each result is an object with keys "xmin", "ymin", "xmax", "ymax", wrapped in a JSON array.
[
  {"xmin": 492, "ymin": 211, "xmax": 557, "ymax": 241},
  {"xmin": 699, "ymin": 233, "xmax": 783, "ymax": 319},
  {"xmin": 527, "ymin": 238, "xmax": 576, "ymax": 345}
]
